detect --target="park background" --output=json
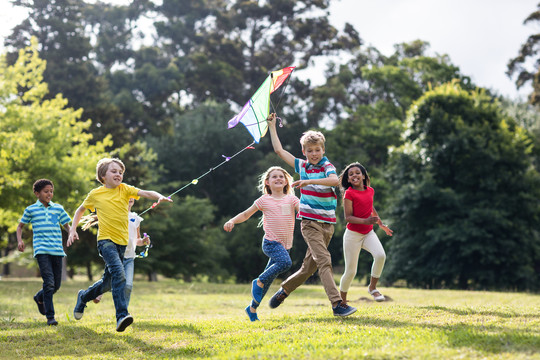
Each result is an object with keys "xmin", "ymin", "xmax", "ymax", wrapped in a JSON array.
[{"xmin": 1, "ymin": 0, "xmax": 539, "ymax": 293}]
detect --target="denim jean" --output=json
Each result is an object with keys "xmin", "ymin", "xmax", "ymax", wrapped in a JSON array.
[
  {"xmin": 80, "ymin": 240, "xmax": 128, "ymax": 321},
  {"xmin": 123, "ymin": 257, "xmax": 135, "ymax": 307},
  {"xmin": 35, "ymin": 254, "xmax": 63, "ymax": 320},
  {"xmin": 251, "ymin": 239, "xmax": 292, "ymax": 309}
]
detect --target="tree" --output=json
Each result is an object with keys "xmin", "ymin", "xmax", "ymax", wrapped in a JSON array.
[
  {"xmin": 0, "ymin": 39, "xmax": 111, "ymax": 274},
  {"xmin": 507, "ymin": 3, "xmax": 540, "ymax": 105},
  {"xmin": 385, "ymin": 82, "xmax": 540, "ymax": 290}
]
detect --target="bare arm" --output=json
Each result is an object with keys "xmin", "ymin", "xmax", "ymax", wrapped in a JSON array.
[
  {"xmin": 343, "ymin": 198, "xmax": 379, "ymax": 225},
  {"xmin": 16, "ymin": 223, "xmax": 25, "ymax": 252},
  {"xmin": 372, "ymin": 206, "xmax": 393, "ymax": 236},
  {"xmin": 67, "ymin": 205, "xmax": 86, "ymax": 247},
  {"xmin": 267, "ymin": 113, "xmax": 296, "ymax": 168},
  {"xmin": 223, "ymin": 204, "xmax": 259, "ymax": 232},
  {"xmin": 137, "ymin": 190, "xmax": 173, "ymax": 207},
  {"xmin": 292, "ymin": 173, "xmax": 339, "ymax": 188}
]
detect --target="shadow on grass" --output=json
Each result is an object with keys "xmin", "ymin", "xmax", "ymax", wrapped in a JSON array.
[
  {"xmin": 419, "ymin": 305, "xmax": 540, "ymax": 318},
  {"xmin": 1, "ymin": 323, "xmax": 212, "ymax": 359},
  {"xmin": 282, "ymin": 311, "xmax": 539, "ymax": 356}
]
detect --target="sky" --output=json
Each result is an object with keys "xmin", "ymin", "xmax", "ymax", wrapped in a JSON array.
[{"xmin": 0, "ymin": 0, "xmax": 538, "ymax": 99}]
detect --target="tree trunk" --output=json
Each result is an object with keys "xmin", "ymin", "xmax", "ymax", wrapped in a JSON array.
[{"xmin": 86, "ymin": 262, "xmax": 93, "ymax": 282}]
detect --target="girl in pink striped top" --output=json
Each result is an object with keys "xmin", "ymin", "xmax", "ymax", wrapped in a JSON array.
[{"xmin": 224, "ymin": 166, "xmax": 300, "ymax": 322}]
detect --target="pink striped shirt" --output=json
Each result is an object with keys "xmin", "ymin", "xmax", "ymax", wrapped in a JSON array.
[{"xmin": 254, "ymin": 194, "xmax": 300, "ymax": 249}]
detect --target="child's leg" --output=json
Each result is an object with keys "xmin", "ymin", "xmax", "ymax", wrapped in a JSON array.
[
  {"xmin": 123, "ymin": 257, "xmax": 135, "ymax": 308},
  {"xmin": 97, "ymin": 240, "xmax": 128, "ymax": 321},
  {"xmin": 362, "ymin": 230, "xmax": 386, "ymax": 294},
  {"xmin": 340, "ymin": 229, "xmax": 366, "ymax": 294},
  {"xmin": 252, "ymin": 240, "xmax": 292, "ymax": 309},
  {"xmin": 35, "ymin": 255, "xmax": 55, "ymax": 319},
  {"xmin": 298, "ymin": 220, "xmax": 341, "ymax": 306}
]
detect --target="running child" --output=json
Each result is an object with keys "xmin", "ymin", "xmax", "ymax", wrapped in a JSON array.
[
  {"xmin": 338, "ymin": 162, "xmax": 393, "ymax": 304},
  {"xmin": 224, "ymin": 166, "xmax": 300, "ymax": 321},
  {"xmin": 16, "ymin": 179, "xmax": 71, "ymax": 326},
  {"xmin": 266, "ymin": 113, "xmax": 357, "ymax": 317},
  {"xmin": 67, "ymin": 157, "xmax": 172, "ymax": 332}
]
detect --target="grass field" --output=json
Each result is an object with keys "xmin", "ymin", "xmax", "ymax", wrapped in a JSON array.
[{"xmin": 0, "ymin": 278, "xmax": 539, "ymax": 359}]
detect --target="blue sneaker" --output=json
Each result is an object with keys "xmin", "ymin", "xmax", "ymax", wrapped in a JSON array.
[
  {"xmin": 333, "ymin": 301, "xmax": 357, "ymax": 317},
  {"xmin": 73, "ymin": 289, "xmax": 86, "ymax": 320},
  {"xmin": 47, "ymin": 318, "xmax": 58, "ymax": 326},
  {"xmin": 245, "ymin": 306, "xmax": 259, "ymax": 322},
  {"xmin": 251, "ymin": 279, "xmax": 263, "ymax": 303},
  {"xmin": 268, "ymin": 288, "xmax": 288, "ymax": 309},
  {"xmin": 34, "ymin": 295, "xmax": 45, "ymax": 315},
  {"xmin": 116, "ymin": 314, "xmax": 133, "ymax": 332}
]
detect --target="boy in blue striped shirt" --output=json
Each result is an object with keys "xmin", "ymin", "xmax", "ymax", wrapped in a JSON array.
[
  {"xmin": 267, "ymin": 113, "xmax": 356, "ymax": 317},
  {"xmin": 17, "ymin": 179, "xmax": 71, "ymax": 326}
]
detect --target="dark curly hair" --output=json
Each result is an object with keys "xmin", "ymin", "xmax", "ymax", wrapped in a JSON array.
[
  {"xmin": 33, "ymin": 179, "xmax": 53, "ymax": 193},
  {"xmin": 338, "ymin": 162, "xmax": 370, "ymax": 195}
]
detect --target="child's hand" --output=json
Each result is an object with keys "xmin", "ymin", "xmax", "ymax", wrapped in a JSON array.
[
  {"xmin": 223, "ymin": 220, "xmax": 235, "ymax": 232},
  {"xmin": 67, "ymin": 232, "xmax": 79, "ymax": 247},
  {"xmin": 380, "ymin": 224, "xmax": 393, "ymax": 236},
  {"xmin": 17, "ymin": 241, "xmax": 25, "ymax": 252},
  {"xmin": 142, "ymin": 233, "xmax": 151, "ymax": 245},
  {"xmin": 364, "ymin": 216, "xmax": 380, "ymax": 225},
  {"xmin": 292, "ymin": 179, "xmax": 309, "ymax": 188},
  {"xmin": 267, "ymin": 113, "xmax": 277, "ymax": 127}
]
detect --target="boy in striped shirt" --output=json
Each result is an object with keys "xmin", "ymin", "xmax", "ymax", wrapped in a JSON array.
[
  {"xmin": 17, "ymin": 179, "xmax": 71, "ymax": 326},
  {"xmin": 267, "ymin": 113, "xmax": 357, "ymax": 317}
]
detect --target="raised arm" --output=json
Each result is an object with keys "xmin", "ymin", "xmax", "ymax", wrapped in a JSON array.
[
  {"xmin": 223, "ymin": 203, "xmax": 259, "ymax": 232},
  {"xmin": 67, "ymin": 205, "xmax": 86, "ymax": 246},
  {"xmin": 267, "ymin": 113, "xmax": 296, "ymax": 168}
]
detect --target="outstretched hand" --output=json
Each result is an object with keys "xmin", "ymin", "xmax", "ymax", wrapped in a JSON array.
[
  {"xmin": 267, "ymin": 113, "xmax": 277, "ymax": 127},
  {"xmin": 223, "ymin": 220, "xmax": 235, "ymax": 232}
]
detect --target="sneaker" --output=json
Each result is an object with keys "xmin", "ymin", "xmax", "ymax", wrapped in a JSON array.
[
  {"xmin": 268, "ymin": 288, "xmax": 288, "ymax": 309},
  {"xmin": 116, "ymin": 314, "xmax": 133, "ymax": 332},
  {"xmin": 73, "ymin": 289, "xmax": 86, "ymax": 320},
  {"xmin": 47, "ymin": 318, "xmax": 58, "ymax": 326},
  {"xmin": 34, "ymin": 295, "xmax": 45, "ymax": 315},
  {"xmin": 251, "ymin": 279, "xmax": 263, "ymax": 304},
  {"xmin": 245, "ymin": 305, "xmax": 259, "ymax": 322},
  {"xmin": 333, "ymin": 301, "xmax": 357, "ymax": 317}
]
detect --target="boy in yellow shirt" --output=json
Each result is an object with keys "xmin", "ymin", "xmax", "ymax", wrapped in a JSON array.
[{"xmin": 67, "ymin": 158, "xmax": 172, "ymax": 332}]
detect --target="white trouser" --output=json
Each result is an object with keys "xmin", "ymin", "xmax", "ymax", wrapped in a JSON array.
[{"xmin": 339, "ymin": 228, "xmax": 386, "ymax": 292}]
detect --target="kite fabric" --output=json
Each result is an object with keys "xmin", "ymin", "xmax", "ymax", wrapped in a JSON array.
[{"xmin": 227, "ymin": 66, "xmax": 295, "ymax": 143}]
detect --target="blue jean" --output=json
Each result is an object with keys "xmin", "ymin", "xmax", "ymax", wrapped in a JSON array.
[
  {"xmin": 35, "ymin": 254, "xmax": 63, "ymax": 320},
  {"xmin": 251, "ymin": 239, "xmax": 292, "ymax": 309},
  {"xmin": 123, "ymin": 257, "xmax": 134, "ymax": 307},
  {"xmin": 80, "ymin": 240, "xmax": 128, "ymax": 320}
]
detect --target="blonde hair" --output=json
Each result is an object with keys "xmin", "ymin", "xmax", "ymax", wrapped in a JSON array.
[
  {"xmin": 300, "ymin": 130, "xmax": 325, "ymax": 150},
  {"xmin": 96, "ymin": 158, "xmax": 125, "ymax": 184},
  {"xmin": 258, "ymin": 166, "xmax": 294, "ymax": 195}
]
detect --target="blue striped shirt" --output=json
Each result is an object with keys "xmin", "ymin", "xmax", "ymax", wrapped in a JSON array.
[
  {"xmin": 20, "ymin": 200, "xmax": 71, "ymax": 257},
  {"xmin": 295, "ymin": 156, "xmax": 338, "ymax": 223}
]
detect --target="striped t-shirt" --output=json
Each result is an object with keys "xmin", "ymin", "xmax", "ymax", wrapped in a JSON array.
[
  {"xmin": 295, "ymin": 156, "xmax": 337, "ymax": 223},
  {"xmin": 254, "ymin": 194, "xmax": 300, "ymax": 249},
  {"xmin": 20, "ymin": 200, "xmax": 71, "ymax": 257}
]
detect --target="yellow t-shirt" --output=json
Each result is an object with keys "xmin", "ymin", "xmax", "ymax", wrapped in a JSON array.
[{"xmin": 82, "ymin": 183, "xmax": 141, "ymax": 245}]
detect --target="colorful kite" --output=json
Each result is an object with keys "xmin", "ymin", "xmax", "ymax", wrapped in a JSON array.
[{"xmin": 227, "ymin": 66, "xmax": 295, "ymax": 143}]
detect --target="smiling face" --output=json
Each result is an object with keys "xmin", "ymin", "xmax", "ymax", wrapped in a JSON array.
[
  {"xmin": 347, "ymin": 166, "xmax": 365, "ymax": 190},
  {"xmin": 102, "ymin": 162, "xmax": 124, "ymax": 188},
  {"xmin": 302, "ymin": 144, "xmax": 325, "ymax": 165},
  {"xmin": 265, "ymin": 169, "xmax": 289, "ymax": 194},
  {"xmin": 35, "ymin": 185, "xmax": 54, "ymax": 206}
]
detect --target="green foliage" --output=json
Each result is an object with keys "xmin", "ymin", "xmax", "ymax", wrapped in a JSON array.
[
  {"xmin": 140, "ymin": 196, "xmax": 229, "ymax": 281},
  {"xmin": 0, "ymin": 39, "xmax": 111, "ymax": 232},
  {"xmin": 386, "ymin": 82, "xmax": 540, "ymax": 290}
]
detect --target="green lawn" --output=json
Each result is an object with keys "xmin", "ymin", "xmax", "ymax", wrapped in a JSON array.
[{"xmin": 0, "ymin": 278, "xmax": 538, "ymax": 359}]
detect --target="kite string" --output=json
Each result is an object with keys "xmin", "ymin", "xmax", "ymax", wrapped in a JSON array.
[{"xmin": 138, "ymin": 141, "xmax": 256, "ymax": 216}]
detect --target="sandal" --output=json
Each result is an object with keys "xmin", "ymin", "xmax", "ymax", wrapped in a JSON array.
[{"xmin": 368, "ymin": 288, "xmax": 385, "ymax": 302}]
